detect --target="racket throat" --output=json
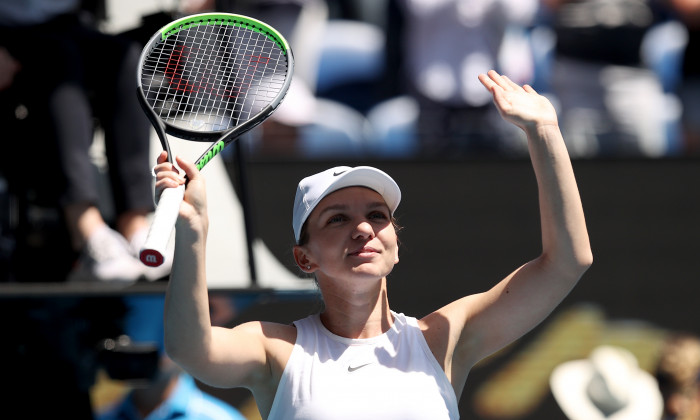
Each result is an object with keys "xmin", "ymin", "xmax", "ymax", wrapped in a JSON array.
[{"xmin": 197, "ymin": 140, "xmax": 226, "ymax": 170}]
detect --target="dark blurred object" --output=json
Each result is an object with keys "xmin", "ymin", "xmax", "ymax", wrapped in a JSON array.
[
  {"xmin": 0, "ymin": 53, "xmax": 75, "ymax": 283},
  {"xmin": 98, "ymin": 335, "xmax": 160, "ymax": 382},
  {"xmin": 0, "ymin": 297, "xmax": 127, "ymax": 419},
  {"xmin": 119, "ymin": 11, "xmax": 176, "ymax": 46}
]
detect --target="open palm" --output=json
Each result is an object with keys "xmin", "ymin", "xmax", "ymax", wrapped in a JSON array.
[{"xmin": 478, "ymin": 70, "xmax": 558, "ymax": 131}]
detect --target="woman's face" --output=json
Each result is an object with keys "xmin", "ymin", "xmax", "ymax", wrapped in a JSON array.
[{"xmin": 299, "ymin": 186, "xmax": 399, "ymax": 282}]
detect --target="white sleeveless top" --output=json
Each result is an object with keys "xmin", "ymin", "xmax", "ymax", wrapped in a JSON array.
[{"xmin": 267, "ymin": 311, "xmax": 460, "ymax": 420}]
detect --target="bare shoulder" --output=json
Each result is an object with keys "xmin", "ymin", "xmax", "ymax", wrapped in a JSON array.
[
  {"xmin": 234, "ymin": 320, "xmax": 297, "ymax": 415},
  {"xmin": 233, "ymin": 319, "xmax": 296, "ymax": 350},
  {"xmin": 236, "ymin": 320, "xmax": 297, "ymax": 377},
  {"xmin": 235, "ymin": 319, "xmax": 297, "ymax": 340},
  {"xmin": 259, "ymin": 320, "xmax": 298, "ymax": 349}
]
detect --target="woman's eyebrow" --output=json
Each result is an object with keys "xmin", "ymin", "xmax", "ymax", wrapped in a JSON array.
[
  {"xmin": 316, "ymin": 203, "xmax": 349, "ymax": 219},
  {"xmin": 366, "ymin": 201, "xmax": 389, "ymax": 210},
  {"xmin": 316, "ymin": 201, "xmax": 388, "ymax": 219}
]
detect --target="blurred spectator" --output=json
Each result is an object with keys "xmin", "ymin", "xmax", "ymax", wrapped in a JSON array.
[
  {"xmin": 550, "ymin": 345, "xmax": 664, "ymax": 420},
  {"xmin": 541, "ymin": 0, "xmax": 676, "ymax": 157},
  {"xmin": 654, "ymin": 333, "xmax": 700, "ymax": 420},
  {"xmin": 666, "ymin": 0, "xmax": 700, "ymax": 155},
  {"xmin": 96, "ymin": 295, "xmax": 247, "ymax": 420},
  {"xmin": 0, "ymin": 0, "xmax": 167, "ymax": 283},
  {"xmin": 380, "ymin": 0, "xmax": 539, "ymax": 158}
]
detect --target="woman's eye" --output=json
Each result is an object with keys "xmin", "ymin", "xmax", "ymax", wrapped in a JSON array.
[
  {"xmin": 369, "ymin": 211, "xmax": 388, "ymax": 220},
  {"xmin": 327, "ymin": 214, "xmax": 346, "ymax": 224}
]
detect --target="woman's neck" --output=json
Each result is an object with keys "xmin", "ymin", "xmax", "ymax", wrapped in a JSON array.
[{"xmin": 318, "ymin": 277, "xmax": 393, "ymax": 339}]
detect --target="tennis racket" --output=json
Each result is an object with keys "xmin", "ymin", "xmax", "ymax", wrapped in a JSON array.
[{"xmin": 137, "ymin": 13, "xmax": 294, "ymax": 267}]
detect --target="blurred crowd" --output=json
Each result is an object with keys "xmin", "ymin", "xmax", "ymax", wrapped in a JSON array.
[
  {"xmin": 4, "ymin": 0, "xmax": 690, "ymax": 163},
  {"xmin": 2, "ymin": 0, "xmax": 699, "ymax": 171},
  {"xmin": 204, "ymin": 0, "xmax": 700, "ymax": 160}
]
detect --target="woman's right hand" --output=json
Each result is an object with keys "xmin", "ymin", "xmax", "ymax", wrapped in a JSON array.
[{"xmin": 153, "ymin": 151, "xmax": 208, "ymax": 232}]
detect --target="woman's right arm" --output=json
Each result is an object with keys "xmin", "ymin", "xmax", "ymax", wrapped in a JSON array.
[{"xmin": 155, "ymin": 153, "xmax": 290, "ymax": 390}]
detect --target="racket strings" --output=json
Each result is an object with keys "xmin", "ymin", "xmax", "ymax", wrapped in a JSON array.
[{"xmin": 142, "ymin": 20, "xmax": 288, "ymax": 133}]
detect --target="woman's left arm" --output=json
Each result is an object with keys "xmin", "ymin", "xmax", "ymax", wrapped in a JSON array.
[
  {"xmin": 482, "ymin": 70, "xmax": 592, "ymax": 280},
  {"xmin": 423, "ymin": 71, "xmax": 592, "ymax": 386}
]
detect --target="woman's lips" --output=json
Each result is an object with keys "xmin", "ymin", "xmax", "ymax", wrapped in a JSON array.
[{"xmin": 349, "ymin": 246, "xmax": 379, "ymax": 257}]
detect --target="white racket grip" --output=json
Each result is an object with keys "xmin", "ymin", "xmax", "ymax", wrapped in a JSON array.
[{"xmin": 139, "ymin": 184, "xmax": 185, "ymax": 267}]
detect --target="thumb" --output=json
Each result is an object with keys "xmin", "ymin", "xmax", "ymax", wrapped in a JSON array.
[
  {"xmin": 174, "ymin": 156, "xmax": 208, "ymax": 217},
  {"xmin": 175, "ymin": 156, "xmax": 200, "ymax": 181}
]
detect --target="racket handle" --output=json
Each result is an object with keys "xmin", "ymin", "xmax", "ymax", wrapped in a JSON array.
[{"xmin": 139, "ymin": 185, "xmax": 185, "ymax": 267}]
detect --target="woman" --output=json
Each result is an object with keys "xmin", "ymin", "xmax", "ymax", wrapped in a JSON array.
[{"xmin": 154, "ymin": 71, "xmax": 593, "ymax": 419}]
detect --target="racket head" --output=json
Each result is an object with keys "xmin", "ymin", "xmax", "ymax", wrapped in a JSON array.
[{"xmin": 137, "ymin": 12, "xmax": 294, "ymax": 145}]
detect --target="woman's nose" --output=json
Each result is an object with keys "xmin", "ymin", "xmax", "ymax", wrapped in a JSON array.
[{"xmin": 352, "ymin": 221, "xmax": 374, "ymax": 239}]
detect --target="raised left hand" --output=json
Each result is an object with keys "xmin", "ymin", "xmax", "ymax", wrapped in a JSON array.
[{"xmin": 478, "ymin": 70, "xmax": 558, "ymax": 131}]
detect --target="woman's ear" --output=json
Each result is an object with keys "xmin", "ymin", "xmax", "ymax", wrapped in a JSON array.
[{"xmin": 293, "ymin": 245, "xmax": 315, "ymax": 273}]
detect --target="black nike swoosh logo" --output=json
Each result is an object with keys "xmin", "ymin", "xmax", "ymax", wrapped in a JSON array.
[
  {"xmin": 348, "ymin": 363, "xmax": 372, "ymax": 372},
  {"xmin": 333, "ymin": 170, "xmax": 347, "ymax": 176}
]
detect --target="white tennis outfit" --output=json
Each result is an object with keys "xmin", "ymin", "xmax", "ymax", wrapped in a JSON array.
[{"xmin": 267, "ymin": 311, "xmax": 460, "ymax": 420}]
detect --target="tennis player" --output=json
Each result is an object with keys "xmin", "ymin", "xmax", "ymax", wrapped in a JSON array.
[{"xmin": 153, "ymin": 70, "xmax": 592, "ymax": 419}]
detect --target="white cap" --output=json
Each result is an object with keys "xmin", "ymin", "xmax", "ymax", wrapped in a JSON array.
[{"xmin": 292, "ymin": 166, "xmax": 401, "ymax": 242}]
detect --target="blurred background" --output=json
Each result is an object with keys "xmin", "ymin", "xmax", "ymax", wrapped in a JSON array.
[{"xmin": 1, "ymin": 0, "xmax": 699, "ymax": 419}]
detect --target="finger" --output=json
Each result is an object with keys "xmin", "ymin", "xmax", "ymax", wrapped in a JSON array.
[
  {"xmin": 523, "ymin": 84, "xmax": 537, "ymax": 94},
  {"xmin": 156, "ymin": 150, "xmax": 169, "ymax": 165},
  {"xmin": 500, "ymin": 75, "xmax": 523, "ymax": 91},
  {"xmin": 490, "ymin": 86, "xmax": 510, "ymax": 110},
  {"xmin": 154, "ymin": 151, "xmax": 181, "ymax": 180},
  {"xmin": 155, "ymin": 168, "xmax": 185, "ymax": 187},
  {"xmin": 175, "ymin": 155, "xmax": 200, "ymax": 181},
  {"xmin": 153, "ymin": 162, "xmax": 181, "ymax": 178},
  {"xmin": 155, "ymin": 176, "xmax": 183, "ymax": 190},
  {"xmin": 153, "ymin": 156, "xmax": 185, "ymax": 182},
  {"xmin": 159, "ymin": 168, "xmax": 185, "ymax": 182},
  {"xmin": 487, "ymin": 70, "xmax": 511, "ymax": 90},
  {"xmin": 478, "ymin": 73, "xmax": 495, "ymax": 90},
  {"xmin": 479, "ymin": 72, "xmax": 505, "ymax": 95}
]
